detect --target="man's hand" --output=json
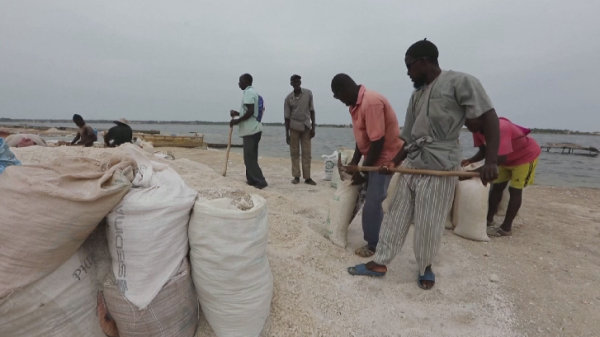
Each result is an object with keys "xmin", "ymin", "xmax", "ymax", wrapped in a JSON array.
[
  {"xmin": 479, "ymin": 163, "xmax": 499, "ymax": 185},
  {"xmin": 461, "ymin": 159, "xmax": 471, "ymax": 167},
  {"xmin": 230, "ymin": 110, "xmax": 240, "ymax": 118},
  {"xmin": 286, "ymin": 133, "xmax": 290, "ymax": 145},
  {"xmin": 310, "ymin": 128, "xmax": 315, "ymax": 138},
  {"xmin": 351, "ymin": 172, "xmax": 366, "ymax": 186},
  {"xmin": 229, "ymin": 119, "xmax": 238, "ymax": 128},
  {"xmin": 378, "ymin": 162, "xmax": 396, "ymax": 175},
  {"xmin": 343, "ymin": 165, "xmax": 359, "ymax": 174}
]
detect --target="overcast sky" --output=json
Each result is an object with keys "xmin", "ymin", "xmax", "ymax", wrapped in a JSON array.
[{"xmin": 1, "ymin": 1, "xmax": 599, "ymax": 131}]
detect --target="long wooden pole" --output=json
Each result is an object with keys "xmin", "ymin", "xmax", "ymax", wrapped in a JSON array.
[
  {"xmin": 351, "ymin": 166, "xmax": 480, "ymax": 178},
  {"xmin": 222, "ymin": 126, "xmax": 234, "ymax": 177}
]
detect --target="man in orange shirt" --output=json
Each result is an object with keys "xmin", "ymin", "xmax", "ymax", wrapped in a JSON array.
[{"xmin": 331, "ymin": 74, "xmax": 403, "ymax": 258}]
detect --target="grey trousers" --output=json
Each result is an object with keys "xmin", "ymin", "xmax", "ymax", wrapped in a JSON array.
[
  {"xmin": 373, "ymin": 166, "xmax": 456, "ymax": 276},
  {"xmin": 242, "ymin": 132, "xmax": 267, "ymax": 187},
  {"xmin": 289, "ymin": 128, "xmax": 312, "ymax": 179}
]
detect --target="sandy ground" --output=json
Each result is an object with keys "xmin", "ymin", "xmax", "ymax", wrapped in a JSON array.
[
  {"xmin": 9, "ymin": 145, "xmax": 600, "ymax": 337},
  {"xmin": 159, "ymin": 147, "xmax": 600, "ymax": 337}
]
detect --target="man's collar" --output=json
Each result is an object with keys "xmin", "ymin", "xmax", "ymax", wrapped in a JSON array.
[{"xmin": 355, "ymin": 85, "xmax": 366, "ymax": 106}]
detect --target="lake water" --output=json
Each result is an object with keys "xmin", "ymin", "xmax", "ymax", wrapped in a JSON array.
[{"xmin": 5, "ymin": 121, "xmax": 600, "ymax": 189}]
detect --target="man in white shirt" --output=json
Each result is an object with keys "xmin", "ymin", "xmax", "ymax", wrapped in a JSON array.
[{"xmin": 230, "ymin": 73, "xmax": 268, "ymax": 189}]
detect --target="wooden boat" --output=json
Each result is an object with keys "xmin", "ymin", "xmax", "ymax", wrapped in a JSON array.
[
  {"xmin": 137, "ymin": 133, "xmax": 204, "ymax": 148},
  {"xmin": 541, "ymin": 143, "xmax": 599, "ymax": 157},
  {"xmin": 205, "ymin": 143, "xmax": 243, "ymax": 149}
]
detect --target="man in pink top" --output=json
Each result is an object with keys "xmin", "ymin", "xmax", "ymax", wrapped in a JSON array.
[
  {"xmin": 331, "ymin": 73, "xmax": 403, "ymax": 257},
  {"xmin": 464, "ymin": 117, "xmax": 541, "ymax": 236}
]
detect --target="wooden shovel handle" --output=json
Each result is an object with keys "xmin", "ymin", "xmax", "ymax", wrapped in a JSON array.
[
  {"xmin": 353, "ymin": 165, "xmax": 480, "ymax": 178},
  {"xmin": 222, "ymin": 126, "xmax": 234, "ymax": 177}
]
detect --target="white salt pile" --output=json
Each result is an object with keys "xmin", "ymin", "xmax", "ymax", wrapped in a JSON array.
[{"xmin": 198, "ymin": 187, "xmax": 254, "ymax": 210}]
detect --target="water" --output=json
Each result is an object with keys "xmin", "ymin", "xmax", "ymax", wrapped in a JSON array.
[{"xmin": 5, "ymin": 121, "xmax": 600, "ymax": 189}]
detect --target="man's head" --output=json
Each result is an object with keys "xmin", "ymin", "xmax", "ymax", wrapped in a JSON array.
[
  {"xmin": 331, "ymin": 73, "xmax": 359, "ymax": 106},
  {"xmin": 238, "ymin": 73, "xmax": 253, "ymax": 90},
  {"xmin": 464, "ymin": 117, "xmax": 484, "ymax": 134},
  {"xmin": 405, "ymin": 39, "xmax": 440, "ymax": 89},
  {"xmin": 290, "ymin": 74, "xmax": 301, "ymax": 90},
  {"xmin": 73, "ymin": 114, "xmax": 85, "ymax": 127}
]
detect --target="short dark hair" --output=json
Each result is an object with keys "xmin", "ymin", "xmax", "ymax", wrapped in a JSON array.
[
  {"xmin": 406, "ymin": 39, "xmax": 439, "ymax": 64},
  {"xmin": 73, "ymin": 114, "xmax": 84, "ymax": 123},
  {"xmin": 241, "ymin": 73, "xmax": 253, "ymax": 84},
  {"xmin": 331, "ymin": 73, "xmax": 356, "ymax": 90},
  {"xmin": 291, "ymin": 74, "xmax": 301, "ymax": 81}
]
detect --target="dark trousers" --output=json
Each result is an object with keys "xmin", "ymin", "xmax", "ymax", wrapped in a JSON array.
[
  {"xmin": 242, "ymin": 132, "xmax": 267, "ymax": 187},
  {"xmin": 362, "ymin": 172, "xmax": 392, "ymax": 249}
]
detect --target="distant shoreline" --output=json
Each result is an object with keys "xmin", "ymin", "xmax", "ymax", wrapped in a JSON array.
[{"xmin": 1, "ymin": 118, "xmax": 599, "ymax": 136}]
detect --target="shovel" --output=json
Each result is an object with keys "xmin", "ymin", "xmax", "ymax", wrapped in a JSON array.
[{"xmin": 222, "ymin": 124, "xmax": 234, "ymax": 177}]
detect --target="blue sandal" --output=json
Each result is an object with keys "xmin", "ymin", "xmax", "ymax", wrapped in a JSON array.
[
  {"xmin": 347, "ymin": 264, "xmax": 386, "ymax": 277},
  {"xmin": 418, "ymin": 267, "xmax": 435, "ymax": 290}
]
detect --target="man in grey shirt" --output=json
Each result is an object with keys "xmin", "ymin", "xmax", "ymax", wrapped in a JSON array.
[
  {"xmin": 347, "ymin": 39, "xmax": 500, "ymax": 290},
  {"xmin": 284, "ymin": 74, "xmax": 317, "ymax": 185}
]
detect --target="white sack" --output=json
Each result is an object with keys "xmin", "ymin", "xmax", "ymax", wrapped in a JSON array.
[
  {"xmin": 322, "ymin": 151, "xmax": 337, "ymax": 181},
  {"xmin": 0, "ymin": 248, "xmax": 105, "ymax": 337},
  {"xmin": 0, "ymin": 155, "xmax": 132, "ymax": 298},
  {"xmin": 330, "ymin": 148, "xmax": 358, "ymax": 189},
  {"xmin": 5, "ymin": 133, "xmax": 47, "ymax": 147},
  {"xmin": 496, "ymin": 185, "xmax": 510, "ymax": 216},
  {"xmin": 452, "ymin": 178, "xmax": 490, "ymax": 242},
  {"xmin": 326, "ymin": 181, "xmax": 360, "ymax": 248},
  {"xmin": 106, "ymin": 144, "xmax": 197, "ymax": 309},
  {"xmin": 189, "ymin": 194, "xmax": 273, "ymax": 337}
]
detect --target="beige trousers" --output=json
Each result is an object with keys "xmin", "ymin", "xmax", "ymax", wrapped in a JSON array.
[{"xmin": 290, "ymin": 128, "xmax": 311, "ymax": 179}]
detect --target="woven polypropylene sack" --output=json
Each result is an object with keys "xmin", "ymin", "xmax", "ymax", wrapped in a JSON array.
[
  {"xmin": 452, "ymin": 179, "xmax": 490, "ymax": 242},
  {"xmin": 326, "ymin": 181, "xmax": 360, "ymax": 248},
  {"xmin": 0, "ymin": 155, "xmax": 132, "ymax": 298},
  {"xmin": 0, "ymin": 248, "xmax": 105, "ymax": 337},
  {"xmin": 189, "ymin": 194, "xmax": 273, "ymax": 337},
  {"xmin": 106, "ymin": 144, "xmax": 197, "ymax": 309},
  {"xmin": 102, "ymin": 258, "xmax": 199, "ymax": 337}
]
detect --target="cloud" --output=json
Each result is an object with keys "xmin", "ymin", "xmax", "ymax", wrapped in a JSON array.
[{"xmin": 1, "ymin": 0, "xmax": 598, "ymax": 131}]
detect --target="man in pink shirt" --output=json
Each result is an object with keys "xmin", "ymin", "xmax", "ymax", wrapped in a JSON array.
[
  {"xmin": 331, "ymin": 73, "xmax": 403, "ymax": 257},
  {"xmin": 464, "ymin": 117, "xmax": 541, "ymax": 236}
]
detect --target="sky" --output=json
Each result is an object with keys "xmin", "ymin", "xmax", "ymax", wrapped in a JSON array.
[{"xmin": 1, "ymin": 0, "xmax": 599, "ymax": 131}]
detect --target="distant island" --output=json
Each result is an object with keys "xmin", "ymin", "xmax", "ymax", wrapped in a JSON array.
[
  {"xmin": 0, "ymin": 118, "xmax": 352, "ymax": 129},
  {"xmin": 1, "ymin": 118, "xmax": 599, "ymax": 135}
]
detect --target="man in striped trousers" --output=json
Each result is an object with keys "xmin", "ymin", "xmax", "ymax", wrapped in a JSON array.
[{"xmin": 347, "ymin": 39, "xmax": 500, "ymax": 289}]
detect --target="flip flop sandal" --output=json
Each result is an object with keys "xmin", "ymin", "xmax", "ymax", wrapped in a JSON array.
[
  {"xmin": 347, "ymin": 264, "xmax": 386, "ymax": 277},
  {"xmin": 488, "ymin": 227, "xmax": 512, "ymax": 237},
  {"xmin": 418, "ymin": 267, "xmax": 435, "ymax": 290},
  {"xmin": 354, "ymin": 246, "xmax": 375, "ymax": 258}
]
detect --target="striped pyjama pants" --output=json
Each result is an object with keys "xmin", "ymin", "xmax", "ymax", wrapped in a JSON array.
[{"xmin": 373, "ymin": 167, "xmax": 457, "ymax": 276}]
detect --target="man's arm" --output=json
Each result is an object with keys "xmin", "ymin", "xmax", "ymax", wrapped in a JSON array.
[
  {"xmin": 349, "ymin": 143, "xmax": 362, "ymax": 166},
  {"xmin": 362, "ymin": 137, "xmax": 384, "ymax": 167},
  {"xmin": 237, "ymin": 104, "xmax": 255, "ymax": 122},
  {"xmin": 309, "ymin": 91, "xmax": 316, "ymax": 137},
  {"xmin": 71, "ymin": 133, "xmax": 80, "ymax": 145},
  {"xmin": 479, "ymin": 109, "xmax": 500, "ymax": 184},
  {"xmin": 465, "ymin": 146, "xmax": 486, "ymax": 165},
  {"xmin": 284, "ymin": 96, "xmax": 291, "ymax": 143},
  {"xmin": 104, "ymin": 129, "xmax": 113, "ymax": 147}
]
